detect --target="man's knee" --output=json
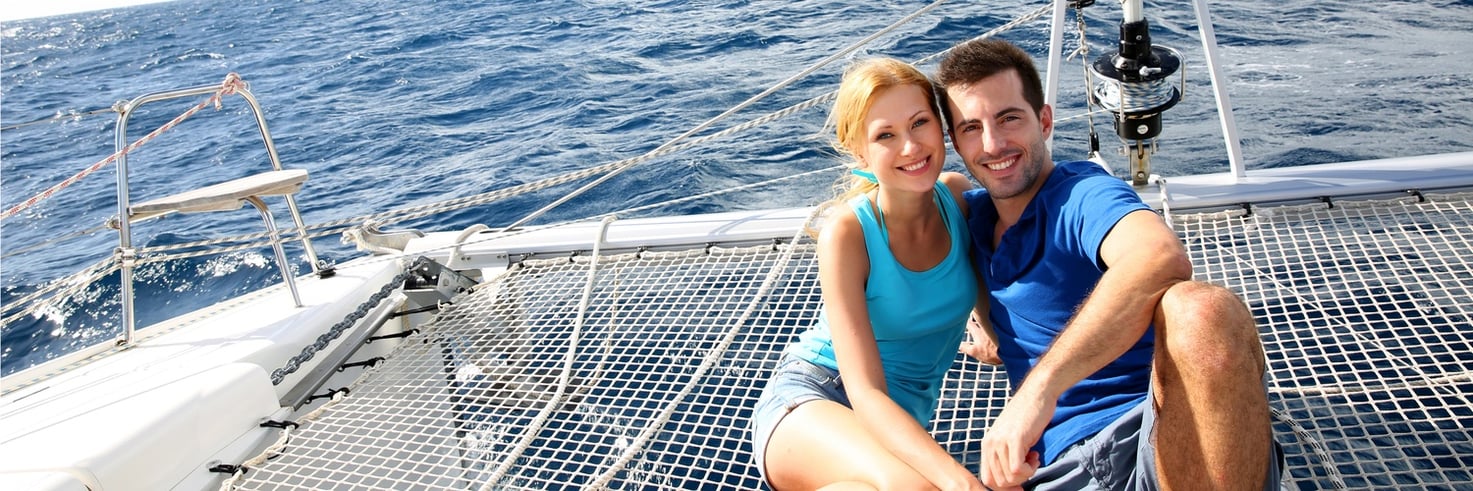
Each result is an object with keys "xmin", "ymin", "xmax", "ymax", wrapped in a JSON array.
[
  {"xmin": 1158, "ymin": 281, "xmax": 1263, "ymax": 373},
  {"xmin": 1161, "ymin": 281, "xmax": 1250, "ymax": 323}
]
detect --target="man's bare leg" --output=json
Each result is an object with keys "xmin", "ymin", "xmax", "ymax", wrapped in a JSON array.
[{"xmin": 1151, "ymin": 281, "xmax": 1273, "ymax": 490}]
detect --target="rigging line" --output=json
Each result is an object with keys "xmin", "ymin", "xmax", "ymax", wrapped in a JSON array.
[
  {"xmin": 501, "ymin": 0, "xmax": 954, "ymax": 232},
  {"xmin": 283, "ymin": 91, "xmax": 833, "ymax": 239},
  {"xmin": 207, "ymin": 3, "xmax": 1041, "ymax": 240},
  {"xmin": 595, "ymin": 165, "xmax": 844, "ymax": 220},
  {"xmin": 913, "ymin": 2, "xmax": 1052, "ymax": 66},
  {"xmin": 134, "ymin": 101, "xmax": 831, "ymax": 260},
  {"xmin": 1073, "ymin": 4, "xmax": 1101, "ymax": 136},
  {"xmin": 0, "ymin": 222, "xmax": 112, "ymax": 260},
  {"xmin": 0, "ymin": 106, "xmax": 118, "ymax": 131},
  {"xmin": 0, "ymin": 73, "xmax": 246, "ymax": 222},
  {"xmin": 82, "ymin": 3, "xmax": 1042, "ymax": 257},
  {"xmin": 0, "ymin": 259, "xmax": 120, "ymax": 328}
]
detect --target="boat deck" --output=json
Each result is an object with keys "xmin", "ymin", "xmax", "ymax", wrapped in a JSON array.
[{"xmin": 222, "ymin": 189, "xmax": 1473, "ymax": 490}]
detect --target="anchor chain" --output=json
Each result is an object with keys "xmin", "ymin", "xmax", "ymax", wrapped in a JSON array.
[{"xmin": 269, "ymin": 256, "xmax": 430, "ymax": 385}]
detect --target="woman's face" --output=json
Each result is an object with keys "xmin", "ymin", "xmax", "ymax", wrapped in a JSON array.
[{"xmin": 856, "ymin": 84, "xmax": 946, "ymax": 193}]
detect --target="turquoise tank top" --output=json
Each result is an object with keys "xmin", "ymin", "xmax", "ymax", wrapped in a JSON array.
[{"xmin": 787, "ymin": 181, "xmax": 977, "ymax": 427}]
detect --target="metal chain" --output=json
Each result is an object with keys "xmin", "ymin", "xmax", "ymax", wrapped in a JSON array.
[{"xmin": 269, "ymin": 256, "xmax": 427, "ymax": 385}]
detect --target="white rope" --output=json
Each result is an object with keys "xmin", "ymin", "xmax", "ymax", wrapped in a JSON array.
[
  {"xmin": 217, "ymin": 390, "xmax": 349, "ymax": 491},
  {"xmin": 0, "ymin": 73, "xmax": 246, "ymax": 222},
  {"xmin": 480, "ymin": 216, "xmax": 618, "ymax": 489},
  {"xmin": 0, "ymin": 258, "xmax": 120, "ymax": 329},
  {"xmin": 503, "ymin": 0, "xmax": 956, "ymax": 231},
  {"xmin": 585, "ymin": 207, "xmax": 818, "ymax": 489}
]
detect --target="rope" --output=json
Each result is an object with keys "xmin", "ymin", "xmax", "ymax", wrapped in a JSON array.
[
  {"xmin": 217, "ymin": 392, "xmax": 346, "ymax": 491},
  {"xmin": 0, "ymin": 258, "xmax": 120, "ymax": 328},
  {"xmin": 585, "ymin": 207, "xmax": 818, "ymax": 489},
  {"xmin": 337, "ymin": 2, "xmax": 1049, "ymax": 235},
  {"xmin": 0, "ymin": 106, "xmax": 118, "ymax": 131},
  {"xmin": 502, "ymin": 0, "xmax": 956, "ymax": 231},
  {"xmin": 0, "ymin": 222, "xmax": 112, "ymax": 260},
  {"xmin": 480, "ymin": 216, "xmax": 618, "ymax": 489},
  {"xmin": 1270, "ymin": 407, "xmax": 1348, "ymax": 490},
  {"xmin": 0, "ymin": 73, "xmax": 247, "ymax": 222},
  {"xmin": 913, "ymin": 3, "xmax": 1053, "ymax": 66}
]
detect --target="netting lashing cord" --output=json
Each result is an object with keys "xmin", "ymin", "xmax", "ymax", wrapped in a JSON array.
[
  {"xmin": 479, "ymin": 215, "xmax": 619, "ymax": 489},
  {"xmin": 0, "ymin": 73, "xmax": 247, "ymax": 222},
  {"xmin": 584, "ymin": 207, "xmax": 819, "ymax": 490},
  {"xmin": 217, "ymin": 391, "xmax": 348, "ymax": 491}
]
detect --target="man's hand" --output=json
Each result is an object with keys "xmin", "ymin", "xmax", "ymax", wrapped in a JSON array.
[{"xmin": 978, "ymin": 393, "xmax": 1053, "ymax": 489}]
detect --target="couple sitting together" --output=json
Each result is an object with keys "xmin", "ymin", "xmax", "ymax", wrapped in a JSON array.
[{"xmin": 749, "ymin": 38, "xmax": 1284, "ymax": 491}]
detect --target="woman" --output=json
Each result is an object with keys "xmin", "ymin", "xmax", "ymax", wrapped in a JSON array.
[{"xmin": 749, "ymin": 57, "xmax": 989, "ymax": 490}]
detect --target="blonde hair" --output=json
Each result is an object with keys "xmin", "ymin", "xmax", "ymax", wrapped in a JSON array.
[{"xmin": 807, "ymin": 57, "xmax": 944, "ymax": 238}]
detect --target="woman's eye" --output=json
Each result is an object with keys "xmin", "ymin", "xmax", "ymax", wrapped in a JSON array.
[{"xmin": 912, "ymin": 118, "xmax": 930, "ymax": 129}]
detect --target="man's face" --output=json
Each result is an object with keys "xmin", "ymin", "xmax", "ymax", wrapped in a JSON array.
[{"xmin": 945, "ymin": 69, "xmax": 1053, "ymax": 202}]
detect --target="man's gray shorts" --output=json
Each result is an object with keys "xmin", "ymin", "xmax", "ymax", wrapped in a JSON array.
[{"xmin": 1027, "ymin": 384, "xmax": 1285, "ymax": 490}]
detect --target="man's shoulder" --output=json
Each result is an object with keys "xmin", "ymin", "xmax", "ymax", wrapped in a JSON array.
[
  {"xmin": 962, "ymin": 186, "xmax": 990, "ymax": 204},
  {"xmin": 1050, "ymin": 159, "xmax": 1119, "ymax": 184},
  {"xmin": 1046, "ymin": 160, "xmax": 1139, "ymax": 198}
]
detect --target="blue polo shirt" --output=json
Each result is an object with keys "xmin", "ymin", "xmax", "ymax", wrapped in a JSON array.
[{"xmin": 963, "ymin": 160, "xmax": 1155, "ymax": 465}]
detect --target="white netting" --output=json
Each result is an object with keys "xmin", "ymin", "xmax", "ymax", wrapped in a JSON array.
[
  {"xmin": 1177, "ymin": 192, "xmax": 1473, "ymax": 489},
  {"xmin": 229, "ymin": 193, "xmax": 1473, "ymax": 490}
]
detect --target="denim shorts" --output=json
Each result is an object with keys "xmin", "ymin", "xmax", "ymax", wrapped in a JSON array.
[
  {"xmin": 747, "ymin": 355, "xmax": 850, "ymax": 485},
  {"xmin": 1029, "ymin": 378, "xmax": 1286, "ymax": 490}
]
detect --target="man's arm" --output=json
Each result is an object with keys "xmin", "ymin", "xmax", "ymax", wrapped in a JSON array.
[{"xmin": 977, "ymin": 209, "xmax": 1191, "ymax": 489}]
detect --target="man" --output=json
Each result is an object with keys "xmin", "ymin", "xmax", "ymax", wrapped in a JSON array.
[{"xmin": 937, "ymin": 38, "xmax": 1283, "ymax": 490}]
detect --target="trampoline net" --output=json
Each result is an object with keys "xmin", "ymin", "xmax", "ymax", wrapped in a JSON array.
[{"xmin": 228, "ymin": 192, "xmax": 1473, "ymax": 490}]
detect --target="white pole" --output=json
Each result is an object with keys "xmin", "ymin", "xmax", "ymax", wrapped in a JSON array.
[
  {"xmin": 1121, "ymin": 0, "xmax": 1144, "ymax": 23},
  {"xmin": 1044, "ymin": 0, "xmax": 1068, "ymax": 150},
  {"xmin": 1191, "ymin": 0, "xmax": 1247, "ymax": 179}
]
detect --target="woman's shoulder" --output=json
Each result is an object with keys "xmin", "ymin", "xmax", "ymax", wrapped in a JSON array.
[
  {"xmin": 816, "ymin": 203, "xmax": 865, "ymax": 248},
  {"xmin": 938, "ymin": 171, "xmax": 974, "ymax": 217}
]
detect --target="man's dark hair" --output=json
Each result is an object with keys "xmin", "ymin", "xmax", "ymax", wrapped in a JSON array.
[{"xmin": 936, "ymin": 38, "xmax": 1046, "ymax": 114}]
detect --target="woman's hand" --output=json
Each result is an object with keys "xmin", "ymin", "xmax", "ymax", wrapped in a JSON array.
[{"xmin": 960, "ymin": 313, "xmax": 1002, "ymax": 365}]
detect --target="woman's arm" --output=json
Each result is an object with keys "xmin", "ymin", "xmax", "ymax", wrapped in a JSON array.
[
  {"xmin": 819, "ymin": 212, "xmax": 981, "ymax": 490},
  {"xmin": 942, "ymin": 171, "xmax": 1000, "ymax": 365},
  {"xmin": 960, "ymin": 268, "xmax": 1001, "ymax": 365}
]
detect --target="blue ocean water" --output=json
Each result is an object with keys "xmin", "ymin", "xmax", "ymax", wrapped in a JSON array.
[{"xmin": 3, "ymin": 0, "xmax": 1472, "ymax": 375}]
